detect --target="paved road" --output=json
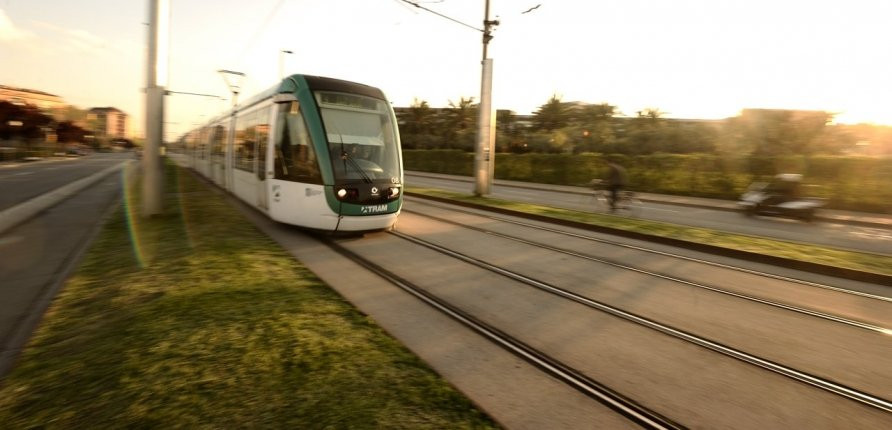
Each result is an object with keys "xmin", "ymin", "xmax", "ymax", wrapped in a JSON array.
[
  {"xmin": 0, "ymin": 153, "xmax": 134, "ymax": 211},
  {"xmin": 0, "ymin": 157, "xmax": 130, "ymax": 379},
  {"xmin": 405, "ymin": 172, "xmax": 892, "ymax": 255}
]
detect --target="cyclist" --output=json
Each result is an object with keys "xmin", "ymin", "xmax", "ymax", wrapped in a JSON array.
[{"xmin": 604, "ymin": 159, "xmax": 628, "ymax": 211}]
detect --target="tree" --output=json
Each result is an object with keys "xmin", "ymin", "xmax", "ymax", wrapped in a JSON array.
[
  {"xmin": 576, "ymin": 103, "xmax": 617, "ymax": 125},
  {"xmin": 0, "ymin": 101, "xmax": 53, "ymax": 141},
  {"xmin": 532, "ymin": 95, "xmax": 571, "ymax": 131},
  {"xmin": 440, "ymin": 97, "xmax": 477, "ymax": 151},
  {"xmin": 444, "ymin": 97, "xmax": 476, "ymax": 132},
  {"xmin": 734, "ymin": 109, "xmax": 831, "ymax": 156},
  {"xmin": 404, "ymin": 98, "xmax": 435, "ymax": 135},
  {"xmin": 620, "ymin": 108, "xmax": 667, "ymax": 154},
  {"xmin": 56, "ymin": 121, "xmax": 87, "ymax": 143},
  {"xmin": 574, "ymin": 103, "xmax": 618, "ymax": 153}
]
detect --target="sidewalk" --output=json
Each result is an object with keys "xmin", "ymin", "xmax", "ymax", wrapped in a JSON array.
[{"xmin": 406, "ymin": 171, "xmax": 892, "ymax": 230}]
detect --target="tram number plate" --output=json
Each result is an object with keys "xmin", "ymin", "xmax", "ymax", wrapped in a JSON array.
[{"xmin": 361, "ymin": 204, "xmax": 388, "ymax": 214}]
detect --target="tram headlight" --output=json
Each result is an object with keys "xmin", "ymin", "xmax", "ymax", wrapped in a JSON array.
[
  {"xmin": 336, "ymin": 188, "xmax": 359, "ymax": 201},
  {"xmin": 388, "ymin": 187, "xmax": 401, "ymax": 199}
]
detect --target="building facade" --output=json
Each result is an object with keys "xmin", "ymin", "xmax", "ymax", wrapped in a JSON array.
[
  {"xmin": 0, "ymin": 85, "xmax": 65, "ymax": 111},
  {"xmin": 87, "ymin": 107, "xmax": 128, "ymax": 140}
]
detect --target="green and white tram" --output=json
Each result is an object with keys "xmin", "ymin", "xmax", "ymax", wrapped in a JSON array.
[{"xmin": 173, "ymin": 75, "xmax": 403, "ymax": 232}]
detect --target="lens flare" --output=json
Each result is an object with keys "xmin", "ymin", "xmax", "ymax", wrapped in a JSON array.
[{"xmin": 122, "ymin": 165, "xmax": 146, "ymax": 268}]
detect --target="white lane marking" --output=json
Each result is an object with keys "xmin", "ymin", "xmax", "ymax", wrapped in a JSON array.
[
  {"xmin": 0, "ymin": 161, "xmax": 132, "ymax": 235},
  {"xmin": 12, "ymin": 172, "xmax": 34, "ymax": 176},
  {"xmin": 642, "ymin": 206, "xmax": 682, "ymax": 214}
]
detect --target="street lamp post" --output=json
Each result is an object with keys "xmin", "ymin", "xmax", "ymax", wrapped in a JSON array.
[{"xmin": 279, "ymin": 49, "xmax": 293, "ymax": 80}]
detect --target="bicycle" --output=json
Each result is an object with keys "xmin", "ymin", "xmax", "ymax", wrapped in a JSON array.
[{"xmin": 587, "ymin": 179, "xmax": 642, "ymax": 216}]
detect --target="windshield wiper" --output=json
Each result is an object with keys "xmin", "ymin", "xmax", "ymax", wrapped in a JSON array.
[{"xmin": 340, "ymin": 143, "xmax": 373, "ymax": 184}]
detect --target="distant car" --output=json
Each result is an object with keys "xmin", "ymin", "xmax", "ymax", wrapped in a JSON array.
[{"xmin": 738, "ymin": 174, "xmax": 824, "ymax": 222}]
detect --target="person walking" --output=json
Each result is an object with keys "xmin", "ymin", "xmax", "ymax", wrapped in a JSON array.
[{"xmin": 605, "ymin": 159, "xmax": 628, "ymax": 211}]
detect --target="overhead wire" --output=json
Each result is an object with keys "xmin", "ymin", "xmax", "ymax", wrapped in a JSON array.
[
  {"xmin": 392, "ymin": 0, "xmax": 418, "ymax": 14},
  {"xmin": 235, "ymin": 0, "xmax": 288, "ymax": 68},
  {"xmin": 397, "ymin": 0, "xmax": 482, "ymax": 32}
]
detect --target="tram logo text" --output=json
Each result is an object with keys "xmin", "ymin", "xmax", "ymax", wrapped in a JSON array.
[{"xmin": 361, "ymin": 204, "xmax": 388, "ymax": 214}]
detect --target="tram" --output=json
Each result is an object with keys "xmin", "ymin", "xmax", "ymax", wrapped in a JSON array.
[{"xmin": 171, "ymin": 74, "xmax": 403, "ymax": 232}]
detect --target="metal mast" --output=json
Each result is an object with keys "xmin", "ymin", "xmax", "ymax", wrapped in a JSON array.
[
  {"xmin": 474, "ymin": 0, "xmax": 499, "ymax": 196},
  {"xmin": 143, "ymin": 0, "xmax": 169, "ymax": 216}
]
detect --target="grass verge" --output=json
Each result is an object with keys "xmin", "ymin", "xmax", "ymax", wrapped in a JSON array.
[
  {"xmin": 0, "ymin": 164, "xmax": 497, "ymax": 429},
  {"xmin": 406, "ymin": 187, "xmax": 892, "ymax": 276}
]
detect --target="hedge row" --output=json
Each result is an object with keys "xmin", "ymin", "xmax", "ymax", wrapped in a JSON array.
[{"xmin": 403, "ymin": 150, "xmax": 892, "ymax": 213}]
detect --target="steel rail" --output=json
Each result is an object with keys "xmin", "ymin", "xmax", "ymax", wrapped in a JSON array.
[
  {"xmin": 404, "ymin": 208, "xmax": 891, "ymax": 335},
  {"xmin": 322, "ymin": 237, "xmax": 685, "ymax": 430},
  {"xmin": 406, "ymin": 198, "xmax": 892, "ymax": 303},
  {"xmin": 389, "ymin": 230, "xmax": 892, "ymax": 414}
]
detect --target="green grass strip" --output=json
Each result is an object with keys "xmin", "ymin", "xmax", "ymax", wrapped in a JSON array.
[
  {"xmin": 0, "ymin": 164, "xmax": 497, "ymax": 429},
  {"xmin": 406, "ymin": 187, "xmax": 892, "ymax": 276}
]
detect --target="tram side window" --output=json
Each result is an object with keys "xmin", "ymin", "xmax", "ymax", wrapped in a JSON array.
[
  {"xmin": 196, "ymin": 127, "xmax": 207, "ymax": 160},
  {"xmin": 234, "ymin": 111, "xmax": 257, "ymax": 172},
  {"xmin": 256, "ymin": 109, "xmax": 270, "ymax": 179},
  {"xmin": 211, "ymin": 124, "xmax": 226, "ymax": 157},
  {"xmin": 187, "ymin": 131, "xmax": 196, "ymax": 157},
  {"xmin": 274, "ymin": 102, "xmax": 322, "ymax": 184}
]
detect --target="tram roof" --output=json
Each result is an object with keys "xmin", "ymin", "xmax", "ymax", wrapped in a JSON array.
[
  {"xmin": 237, "ymin": 74, "xmax": 386, "ymax": 111},
  {"xmin": 182, "ymin": 74, "xmax": 388, "ymax": 139}
]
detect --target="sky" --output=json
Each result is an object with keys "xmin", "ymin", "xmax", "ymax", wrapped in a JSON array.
[{"xmin": 1, "ymin": 0, "xmax": 891, "ymax": 139}]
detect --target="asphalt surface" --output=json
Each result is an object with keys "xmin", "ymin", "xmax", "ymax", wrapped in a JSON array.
[
  {"xmin": 405, "ymin": 171, "xmax": 892, "ymax": 255},
  {"xmin": 0, "ymin": 155, "xmax": 131, "ymax": 379},
  {"xmin": 0, "ymin": 153, "xmax": 133, "ymax": 212}
]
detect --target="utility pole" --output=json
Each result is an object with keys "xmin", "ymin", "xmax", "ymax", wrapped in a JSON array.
[
  {"xmin": 474, "ymin": 0, "xmax": 499, "ymax": 196},
  {"xmin": 218, "ymin": 69, "xmax": 245, "ymax": 191},
  {"xmin": 143, "ymin": 0, "xmax": 169, "ymax": 216}
]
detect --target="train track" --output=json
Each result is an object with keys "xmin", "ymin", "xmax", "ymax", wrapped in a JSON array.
[
  {"xmin": 320, "ymin": 223, "xmax": 892, "ymax": 428},
  {"xmin": 324, "ymin": 237, "xmax": 685, "ymax": 430},
  {"xmin": 403, "ymin": 207, "xmax": 890, "ymax": 335},
  {"xmin": 406, "ymin": 197, "xmax": 892, "ymax": 303},
  {"xmin": 320, "ymin": 200, "xmax": 892, "ymax": 424}
]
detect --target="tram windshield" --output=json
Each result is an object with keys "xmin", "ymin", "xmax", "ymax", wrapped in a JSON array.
[{"xmin": 316, "ymin": 91, "xmax": 400, "ymax": 183}]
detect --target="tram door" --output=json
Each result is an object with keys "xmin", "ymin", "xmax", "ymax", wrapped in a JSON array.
[
  {"xmin": 225, "ymin": 114, "xmax": 236, "ymax": 192},
  {"xmin": 211, "ymin": 124, "xmax": 226, "ymax": 187},
  {"xmin": 255, "ymin": 106, "xmax": 271, "ymax": 210}
]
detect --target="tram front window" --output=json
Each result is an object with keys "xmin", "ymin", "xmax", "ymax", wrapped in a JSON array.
[{"xmin": 315, "ymin": 91, "xmax": 400, "ymax": 183}]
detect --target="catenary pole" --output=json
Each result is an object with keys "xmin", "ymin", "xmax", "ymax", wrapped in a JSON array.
[
  {"xmin": 143, "ymin": 0, "xmax": 168, "ymax": 216},
  {"xmin": 474, "ymin": 0, "xmax": 498, "ymax": 196},
  {"xmin": 218, "ymin": 69, "xmax": 245, "ymax": 191},
  {"xmin": 279, "ymin": 49, "xmax": 293, "ymax": 80}
]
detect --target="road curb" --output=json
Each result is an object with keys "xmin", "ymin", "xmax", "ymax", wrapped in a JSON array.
[
  {"xmin": 406, "ymin": 192, "xmax": 892, "ymax": 287},
  {"xmin": 0, "ymin": 161, "xmax": 132, "ymax": 235}
]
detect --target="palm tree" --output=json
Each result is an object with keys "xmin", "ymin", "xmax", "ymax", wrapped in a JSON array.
[
  {"xmin": 405, "ymin": 98, "xmax": 435, "ymax": 135},
  {"xmin": 445, "ymin": 97, "xmax": 476, "ymax": 131},
  {"xmin": 441, "ymin": 97, "xmax": 477, "ymax": 150}
]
